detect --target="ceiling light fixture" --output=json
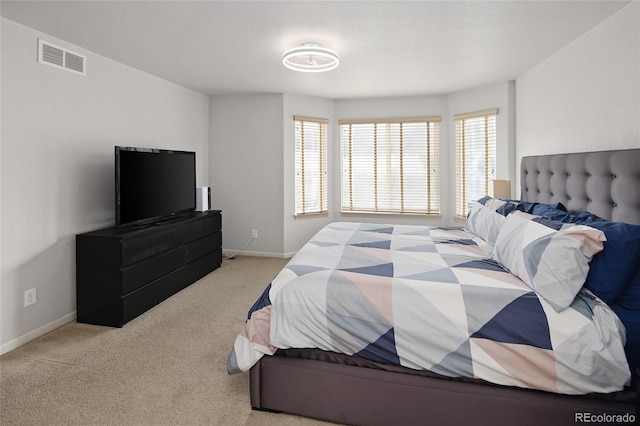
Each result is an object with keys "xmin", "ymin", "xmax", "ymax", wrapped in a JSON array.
[{"xmin": 282, "ymin": 42, "xmax": 339, "ymax": 73}]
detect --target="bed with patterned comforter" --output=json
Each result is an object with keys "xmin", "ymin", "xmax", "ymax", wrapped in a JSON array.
[{"xmin": 228, "ymin": 222, "xmax": 630, "ymax": 395}]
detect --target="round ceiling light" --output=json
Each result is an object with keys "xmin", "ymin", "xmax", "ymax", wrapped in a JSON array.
[{"xmin": 282, "ymin": 42, "xmax": 339, "ymax": 73}]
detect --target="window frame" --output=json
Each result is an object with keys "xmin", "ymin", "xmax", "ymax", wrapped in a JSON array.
[
  {"xmin": 294, "ymin": 115, "xmax": 329, "ymax": 217},
  {"xmin": 454, "ymin": 109, "xmax": 498, "ymax": 220},
  {"xmin": 339, "ymin": 117, "xmax": 441, "ymax": 216}
]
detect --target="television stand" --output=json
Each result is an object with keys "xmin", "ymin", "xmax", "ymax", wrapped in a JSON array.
[{"xmin": 76, "ymin": 210, "xmax": 222, "ymax": 327}]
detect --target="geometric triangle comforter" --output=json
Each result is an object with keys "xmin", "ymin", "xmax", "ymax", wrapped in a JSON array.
[{"xmin": 228, "ymin": 222, "xmax": 630, "ymax": 395}]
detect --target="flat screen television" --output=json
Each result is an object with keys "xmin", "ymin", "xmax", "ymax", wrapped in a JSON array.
[{"xmin": 115, "ymin": 146, "xmax": 196, "ymax": 227}]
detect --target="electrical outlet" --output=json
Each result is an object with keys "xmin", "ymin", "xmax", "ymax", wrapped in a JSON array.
[
  {"xmin": 251, "ymin": 229, "xmax": 258, "ymax": 239},
  {"xmin": 24, "ymin": 288, "xmax": 37, "ymax": 307}
]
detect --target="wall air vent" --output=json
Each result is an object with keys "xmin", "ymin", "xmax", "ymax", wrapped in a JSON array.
[{"xmin": 38, "ymin": 39, "xmax": 86, "ymax": 76}]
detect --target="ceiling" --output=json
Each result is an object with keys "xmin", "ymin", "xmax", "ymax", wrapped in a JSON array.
[{"xmin": 0, "ymin": 1, "xmax": 632, "ymax": 99}]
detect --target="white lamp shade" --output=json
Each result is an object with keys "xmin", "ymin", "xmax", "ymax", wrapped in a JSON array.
[{"xmin": 490, "ymin": 180, "xmax": 511, "ymax": 199}]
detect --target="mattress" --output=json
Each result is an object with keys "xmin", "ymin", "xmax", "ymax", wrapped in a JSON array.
[{"xmin": 228, "ymin": 222, "xmax": 630, "ymax": 395}]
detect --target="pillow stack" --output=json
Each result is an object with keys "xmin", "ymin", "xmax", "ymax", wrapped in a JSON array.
[
  {"xmin": 523, "ymin": 204, "xmax": 640, "ymax": 311},
  {"xmin": 464, "ymin": 196, "xmax": 640, "ymax": 312}
]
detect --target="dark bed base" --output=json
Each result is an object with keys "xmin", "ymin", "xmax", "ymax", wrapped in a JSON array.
[
  {"xmin": 249, "ymin": 148, "xmax": 640, "ymax": 426},
  {"xmin": 250, "ymin": 356, "xmax": 635, "ymax": 426}
]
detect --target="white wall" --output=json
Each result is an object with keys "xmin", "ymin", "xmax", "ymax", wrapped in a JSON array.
[
  {"xmin": 209, "ymin": 94, "xmax": 285, "ymax": 257},
  {"xmin": 217, "ymin": 89, "xmax": 516, "ymax": 254},
  {"xmin": 210, "ymin": 93, "xmax": 334, "ymax": 258},
  {"xmin": 0, "ymin": 18, "xmax": 210, "ymax": 354},
  {"xmin": 516, "ymin": 1, "xmax": 640, "ymax": 195}
]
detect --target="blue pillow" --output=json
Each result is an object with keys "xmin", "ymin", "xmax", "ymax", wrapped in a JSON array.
[
  {"xmin": 477, "ymin": 196, "xmax": 522, "ymax": 216},
  {"xmin": 580, "ymin": 220, "xmax": 640, "ymax": 307},
  {"xmin": 565, "ymin": 211, "xmax": 605, "ymax": 223},
  {"xmin": 618, "ymin": 266, "xmax": 640, "ymax": 310},
  {"xmin": 502, "ymin": 200, "xmax": 568, "ymax": 215},
  {"xmin": 531, "ymin": 205, "xmax": 640, "ymax": 307},
  {"xmin": 530, "ymin": 203, "xmax": 571, "ymax": 221}
]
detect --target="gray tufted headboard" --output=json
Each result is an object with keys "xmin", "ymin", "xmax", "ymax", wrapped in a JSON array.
[{"xmin": 520, "ymin": 148, "xmax": 640, "ymax": 225}]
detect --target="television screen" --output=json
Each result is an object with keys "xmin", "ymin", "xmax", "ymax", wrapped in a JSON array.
[{"xmin": 115, "ymin": 146, "xmax": 196, "ymax": 227}]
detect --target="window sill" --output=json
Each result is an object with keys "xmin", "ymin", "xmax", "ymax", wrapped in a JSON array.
[
  {"xmin": 340, "ymin": 211, "xmax": 442, "ymax": 220},
  {"xmin": 294, "ymin": 212, "xmax": 329, "ymax": 219}
]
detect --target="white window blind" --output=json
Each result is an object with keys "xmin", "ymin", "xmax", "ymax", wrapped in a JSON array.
[
  {"xmin": 455, "ymin": 109, "xmax": 497, "ymax": 218},
  {"xmin": 340, "ymin": 117, "xmax": 441, "ymax": 215},
  {"xmin": 295, "ymin": 116, "xmax": 328, "ymax": 216}
]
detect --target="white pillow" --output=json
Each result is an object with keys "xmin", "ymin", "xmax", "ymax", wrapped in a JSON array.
[
  {"xmin": 464, "ymin": 197, "xmax": 522, "ymax": 245},
  {"xmin": 492, "ymin": 211, "xmax": 606, "ymax": 312}
]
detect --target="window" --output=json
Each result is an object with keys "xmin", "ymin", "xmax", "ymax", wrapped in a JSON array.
[
  {"xmin": 454, "ymin": 109, "xmax": 497, "ymax": 218},
  {"xmin": 295, "ymin": 116, "xmax": 328, "ymax": 216},
  {"xmin": 340, "ymin": 117, "xmax": 441, "ymax": 215}
]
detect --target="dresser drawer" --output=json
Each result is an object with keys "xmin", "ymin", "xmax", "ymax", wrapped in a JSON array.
[
  {"xmin": 186, "ymin": 232, "xmax": 222, "ymax": 263},
  {"xmin": 183, "ymin": 213, "xmax": 221, "ymax": 241},
  {"xmin": 120, "ymin": 212, "xmax": 221, "ymax": 267},
  {"xmin": 121, "ymin": 245, "xmax": 187, "ymax": 295},
  {"xmin": 121, "ymin": 251, "xmax": 221, "ymax": 324},
  {"xmin": 121, "ymin": 230, "xmax": 222, "ymax": 295},
  {"xmin": 121, "ymin": 227, "xmax": 185, "ymax": 267}
]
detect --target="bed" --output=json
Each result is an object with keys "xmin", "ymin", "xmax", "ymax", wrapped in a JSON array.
[{"xmin": 228, "ymin": 148, "xmax": 640, "ymax": 426}]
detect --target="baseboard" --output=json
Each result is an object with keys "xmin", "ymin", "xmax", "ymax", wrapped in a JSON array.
[
  {"xmin": 0, "ymin": 311, "xmax": 76, "ymax": 355},
  {"xmin": 222, "ymin": 249, "xmax": 295, "ymax": 259}
]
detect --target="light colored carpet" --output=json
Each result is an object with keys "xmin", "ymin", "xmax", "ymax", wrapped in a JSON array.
[{"xmin": 0, "ymin": 256, "xmax": 332, "ymax": 426}]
